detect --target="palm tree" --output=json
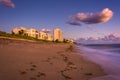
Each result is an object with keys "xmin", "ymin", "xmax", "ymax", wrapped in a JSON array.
[{"xmin": 18, "ymin": 29, "xmax": 24, "ymax": 35}]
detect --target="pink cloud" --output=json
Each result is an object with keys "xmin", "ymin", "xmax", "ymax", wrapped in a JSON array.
[
  {"xmin": 67, "ymin": 8, "xmax": 113, "ymax": 26},
  {"xmin": 0, "ymin": 0, "xmax": 15, "ymax": 8},
  {"xmin": 101, "ymin": 34, "xmax": 120, "ymax": 41},
  {"xmin": 76, "ymin": 34, "xmax": 120, "ymax": 44}
]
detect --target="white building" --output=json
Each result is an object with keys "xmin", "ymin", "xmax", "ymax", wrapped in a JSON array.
[{"xmin": 53, "ymin": 28, "xmax": 63, "ymax": 42}]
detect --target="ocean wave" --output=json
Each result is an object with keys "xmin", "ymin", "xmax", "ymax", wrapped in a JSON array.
[{"xmin": 77, "ymin": 45, "xmax": 120, "ymax": 80}]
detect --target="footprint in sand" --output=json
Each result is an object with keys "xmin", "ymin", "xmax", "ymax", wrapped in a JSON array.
[
  {"xmin": 30, "ymin": 77, "xmax": 37, "ymax": 80},
  {"xmin": 19, "ymin": 62, "xmax": 46, "ymax": 80},
  {"xmin": 20, "ymin": 71, "xmax": 27, "ymax": 75}
]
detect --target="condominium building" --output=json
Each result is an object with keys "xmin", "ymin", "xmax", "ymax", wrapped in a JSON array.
[
  {"xmin": 37, "ymin": 32, "xmax": 52, "ymax": 41},
  {"xmin": 12, "ymin": 27, "xmax": 53, "ymax": 41},
  {"xmin": 53, "ymin": 28, "xmax": 63, "ymax": 42},
  {"xmin": 12, "ymin": 27, "xmax": 27, "ymax": 34},
  {"xmin": 25, "ymin": 28, "xmax": 37, "ymax": 38},
  {"xmin": 47, "ymin": 33, "xmax": 52, "ymax": 41}
]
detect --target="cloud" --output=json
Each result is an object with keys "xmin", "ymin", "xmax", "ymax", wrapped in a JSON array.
[
  {"xmin": 101, "ymin": 34, "xmax": 120, "ymax": 41},
  {"xmin": 67, "ymin": 8, "xmax": 113, "ymax": 26},
  {"xmin": 76, "ymin": 34, "xmax": 120, "ymax": 44},
  {"xmin": 67, "ymin": 20, "xmax": 81, "ymax": 26},
  {"xmin": 41, "ymin": 28, "xmax": 51, "ymax": 33},
  {"xmin": 0, "ymin": 0, "xmax": 15, "ymax": 8}
]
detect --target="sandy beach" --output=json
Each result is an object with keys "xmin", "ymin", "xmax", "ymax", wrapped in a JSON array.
[{"xmin": 0, "ymin": 38, "xmax": 105, "ymax": 80}]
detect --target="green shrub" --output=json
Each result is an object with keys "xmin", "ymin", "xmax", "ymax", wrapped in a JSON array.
[{"xmin": 0, "ymin": 31, "xmax": 42, "ymax": 41}]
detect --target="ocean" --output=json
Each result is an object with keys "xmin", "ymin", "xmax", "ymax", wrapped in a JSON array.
[
  {"xmin": 84, "ymin": 44, "xmax": 120, "ymax": 54},
  {"xmin": 77, "ymin": 44, "xmax": 120, "ymax": 80}
]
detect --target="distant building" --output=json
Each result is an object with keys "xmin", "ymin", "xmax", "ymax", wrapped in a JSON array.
[
  {"xmin": 63, "ymin": 38, "xmax": 74, "ymax": 43},
  {"xmin": 37, "ymin": 31, "xmax": 51, "ymax": 40},
  {"xmin": 37, "ymin": 31, "xmax": 46, "ymax": 40},
  {"xmin": 53, "ymin": 28, "xmax": 63, "ymax": 42},
  {"xmin": 12, "ymin": 27, "xmax": 53, "ymax": 41},
  {"xmin": 12, "ymin": 27, "xmax": 27, "ymax": 34},
  {"xmin": 25, "ymin": 28, "xmax": 37, "ymax": 38},
  {"xmin": 46, "ymin": 33, "xmax": 52, "ymax": 41}
]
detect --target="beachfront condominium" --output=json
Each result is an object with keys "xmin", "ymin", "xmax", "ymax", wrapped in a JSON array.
[
  {"xmin": 25, "ymin": 28, "xmax": 37, "ymax": 38},
  {"xmin": 37, "ymin": 31, "xmax": 52, "ymax": 41},
  {"xmin": 12, "ymin": 27, "xmax": 27, "ymax": 34},
  {"xmin": 53, "ymin": 28, "xmax": 63, "ymax": 42},
  {"xmin": 12, "ymin": 27, "xmax": 52, "ymax": 41}
]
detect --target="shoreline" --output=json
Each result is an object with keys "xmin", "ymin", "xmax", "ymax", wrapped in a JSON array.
[
  {"xmin": 0, "ymin": 38, "xmax": 106, "ymax": 80},
  {"xmin": 77, "ymin": 46, "xmax": 120, "ymax": 80}
]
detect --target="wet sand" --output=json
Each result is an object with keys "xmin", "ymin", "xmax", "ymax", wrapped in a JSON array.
[
  {"xmin": 0, "ymin": 37, "xmax": 105, "ymax": 80},
  {"xmin": 78, "ymin": 47, "xmax": 120, "ymax": 80}
]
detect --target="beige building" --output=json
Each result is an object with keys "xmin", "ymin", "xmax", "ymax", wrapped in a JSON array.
[
  {"xmin": 12, "ymin": 27, "xmax": 27, "ymax": 34},
  {"xmin": 12, "ymin": 27, "xmax": 53, "ymax": 41},
  {"xmin": 53, "ymin": 28, "xmax": 63, "ymax": 42},
  {"xmin": 46, "ymin": 33, "xmax": 52, "ymax": 41},
  {"xmin": 25, "ymin": 28, "xmax": 37, "ymax": 38},
  {"xmin": 37, "ymin": 31, "xmax": 52, "ymax": 41}
]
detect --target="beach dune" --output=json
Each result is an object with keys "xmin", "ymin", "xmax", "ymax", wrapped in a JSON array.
[{"xmin": 0, "ymin": 38, "xmax": 105, "ymax": 80}]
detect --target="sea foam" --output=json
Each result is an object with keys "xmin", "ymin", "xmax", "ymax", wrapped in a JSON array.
[{"xmin": 77, "ymin": 45, "xmax": 120, "ymax": 80}]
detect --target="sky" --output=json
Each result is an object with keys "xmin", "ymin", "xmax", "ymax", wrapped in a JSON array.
[{"xmin": 0, "ymin": 0, "xmax": 120, "ymax": 43}]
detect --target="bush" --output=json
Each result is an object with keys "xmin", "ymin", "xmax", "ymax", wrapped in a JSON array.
[{"xmin": 0, "ymin": 31, "xmax": 42, "ymax": 41}]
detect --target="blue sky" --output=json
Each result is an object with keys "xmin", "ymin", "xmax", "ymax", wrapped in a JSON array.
[{"xmin": 0, "ymin": 0, "xmax": 120, "ymax": 42}]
